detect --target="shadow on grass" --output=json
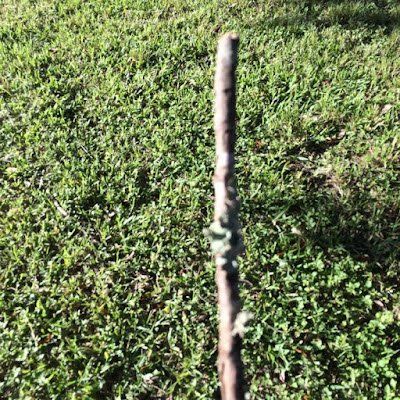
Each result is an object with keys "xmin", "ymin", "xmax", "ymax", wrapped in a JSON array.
[
  {"xmin": 290, "ymin": 161, "xmax": 400, "ymax": 280},
  {"xmin": 291, "ymin": 155, "xmax": 399, "ymax": 386},
  {"xmin": 265, "ymin": 0, "xmax": 400, "ymax": 33},
  {"xmin": 242, "ymin": 138, "xmax": 400, "ymax": 393}
]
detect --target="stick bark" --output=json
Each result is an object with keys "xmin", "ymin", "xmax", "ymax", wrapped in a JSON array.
[{"xmin": 211, "ymin": 33, "xmax": 245, "ymax": 400}]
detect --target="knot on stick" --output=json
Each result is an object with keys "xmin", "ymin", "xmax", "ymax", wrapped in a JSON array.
[
  {"xmin": 232, "ymin": 311, "xmax": 253, "ymax": 338},
  {"xmin": 205, "ymin": 212, "xmax": 244, "ymax": 261}
]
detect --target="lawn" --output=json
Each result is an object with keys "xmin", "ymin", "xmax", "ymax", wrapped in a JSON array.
[{"xmin": 1, "ymin": 0, "xmax": 399, "ymax": 398}]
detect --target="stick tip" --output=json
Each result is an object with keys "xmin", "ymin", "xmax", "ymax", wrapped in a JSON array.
[
  {"xmin": 217, "ymin": 33, "xmax": 239, "ymax": 66},
  {"xmin": 220, "ymin": 32, "xmax": 239, "ymax": 43}
]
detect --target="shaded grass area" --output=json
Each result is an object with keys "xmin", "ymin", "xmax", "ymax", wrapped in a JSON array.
[{"xmin": 0, "ymin": 0, "xmax": 399, "ymax": 398}]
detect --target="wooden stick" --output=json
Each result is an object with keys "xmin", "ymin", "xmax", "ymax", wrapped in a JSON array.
[{"xmin": 209, "ymin": 33, "xmax": 246, "ymax": 400}]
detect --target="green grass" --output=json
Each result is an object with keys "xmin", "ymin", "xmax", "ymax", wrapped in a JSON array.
[{"xmin": 1, "ymin": 0, "xmax": 399, "ymax": 398}]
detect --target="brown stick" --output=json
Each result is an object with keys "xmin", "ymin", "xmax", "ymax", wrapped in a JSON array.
[{"xmin": 210, "ymin": 33, "xmax": 245, "ymax": 400}]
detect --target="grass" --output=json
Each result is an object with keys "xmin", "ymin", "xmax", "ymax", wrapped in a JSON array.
[{"xmin": 0, "ymin": 0, "xmax": 399, "ymax": 398}]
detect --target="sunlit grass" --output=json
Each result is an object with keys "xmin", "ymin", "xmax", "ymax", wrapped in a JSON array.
[{"xmin": 1, "ymin": 0, "xmax": 399, "ymax": 398}]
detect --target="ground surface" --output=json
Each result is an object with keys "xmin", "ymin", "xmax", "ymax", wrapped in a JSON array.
[{"xmin": 1, "ymin": 0, "xmax": 400, "ymax": 398}]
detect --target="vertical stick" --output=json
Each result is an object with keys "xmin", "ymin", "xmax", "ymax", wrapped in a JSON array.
[{"xmin": 210, "ymin": 33, "xmax": 245, "ymax": 400}]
